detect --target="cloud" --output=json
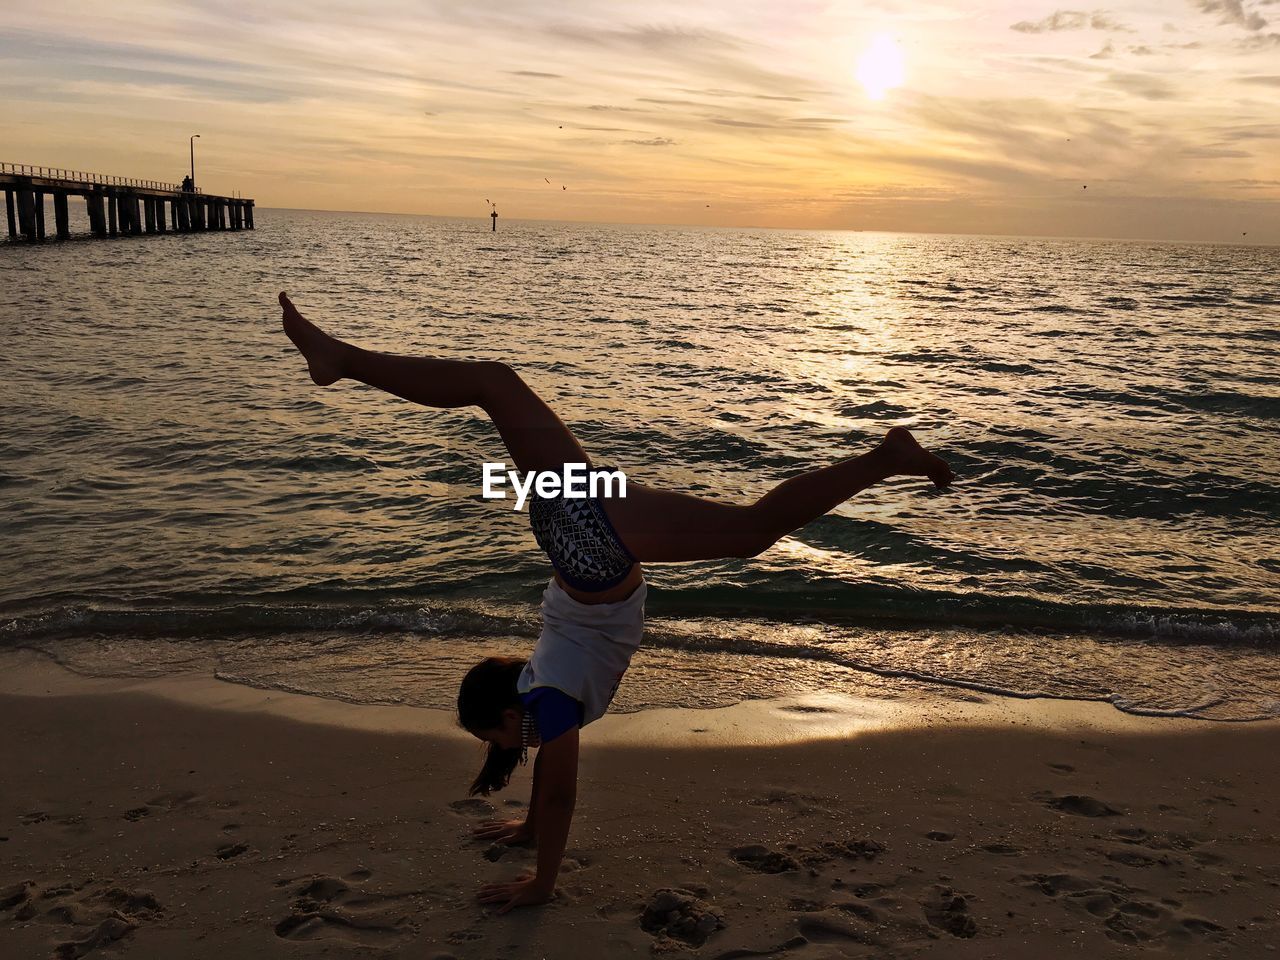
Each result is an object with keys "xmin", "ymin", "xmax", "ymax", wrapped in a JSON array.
[
  {"xmin": 1235, "ymin": 31, "xmax": 1280, "ymax": 47},
  {"xmin": 1190, "ymin": 0, "xmax": 1268, "ymax": 30},
  {"xmin": 1104, "ymin": 71, "xmax": 1178, "ymax": 99},
  {"xmin": 1237, "ymin": 74, "xmax": 1280, "ymax": 84},
  {"xmin": 1010, "ymin": 10, "xmax": 1130, "ymax": 33},
  {"xmin": 1212, "ymin": 122, "xmax": 1280, "ymax": 139},
  {"xmin": 1180, "ymin": 146, "xmax": 1252, "ymax": 158},
  {"xmin": 624, "ymin": 136, "xmax": 676, "ymax": 146},
  {"xmin": 1090, "ymin": 40, "xmax": 1115, "ymax": 58},
  {"xmin": 1089, "ymin": 12, "xmax": 1132, "ymax": 30},
  {"xmin": 543, "ymin": 22, "xmax": 741, "ymax": 52},
  {"xmin": 508, "ymin": 70, "xmax": 562, "ymax": 78}
]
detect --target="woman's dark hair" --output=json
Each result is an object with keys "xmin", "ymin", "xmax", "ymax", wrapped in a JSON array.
[{"xmin": 456, "ymin": 656, "xmax": 528, "ymax": 797}]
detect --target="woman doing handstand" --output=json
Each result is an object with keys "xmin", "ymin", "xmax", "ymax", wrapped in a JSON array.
[{"xmin": 278, "ymin": 291, "xmax": 954, "ymax": 914}]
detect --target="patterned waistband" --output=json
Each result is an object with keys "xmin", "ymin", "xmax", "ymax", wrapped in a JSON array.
[{"xmin": 528, "ymin": 493, "xmax": 635, "ymax": 592}]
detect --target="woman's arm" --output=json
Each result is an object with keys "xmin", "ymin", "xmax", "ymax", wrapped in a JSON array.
[
  {"xmin": 530, "ymin": 726, "xmax": 579, "ymax": 892},
  {"xmin": 477, "ymin": 726, "xmax": 580, "ymax": 914},
  {"xmin": 524, "ymin": 748, "xmax": 542, "ymax": 836}
]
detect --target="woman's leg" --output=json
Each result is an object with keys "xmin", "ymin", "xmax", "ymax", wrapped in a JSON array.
[
  {"xmin": 278, "ymin": 292, "xmax": 588, "ymax": 473},
  {"xmin": 605, "ymin": 428, "xmax": 952, "ymax": 562}
]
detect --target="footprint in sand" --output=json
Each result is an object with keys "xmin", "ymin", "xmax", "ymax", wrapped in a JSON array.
[
  {"xmin": 1107, "ymin": 849, "xmax": 1164, "ymax": 868},
  {"xmin": 1111, "ymin": 825, "xmax": 1203, "ymax": 854},
  {"xmin": 274, "ymin": 871, "xmax": 417, "ymax": 946},
  {"xmin": 922, "ymin": 884, "xmax": 977, "ymax": 939},
  {"xmin": 746, "ymin": 788, "xmax": 838, "ymax": 816},
  {"xmin": 123, "ymin": 791, "xmax": 204, "ymax": 823},
  {"xmin": 794, "ymin": 838, "xmax": 885, "ymax": 868},
  {"xmin": 979, "ymin": 842, "xmax": 1023, "ymax": 856},
  {"xmin": 793, "ymin": 914, "xmax": 874, "ymax": 947},
  {"xmin": 37, "ymin": 885, "xmax": 163, "ymax": 959},
  {"xmin": 19, "ymin": 811, "xmax": 85, "ymax": 831},
  {"xmin": 640, "ymin": 887, "xmax": 725, "ymax": 948},
  {"xmin": 778, "ymin": 888, "xmax": 931, "ymax": 951},
  {"xmin": 1018, "ymin": 870, "xmax": 1225, "ymax": 946},
  {"xmin": 216, "ymin": 842, "xmax": 249, "ymax": 860},
  {"xmin": 0, "ymin": 885, "xmax": 35, "ymax": 911},
  {"xmin": 730, "ymin": 845, "xmax": 801, "ymax": 874},
  {"xmin": 448, "ymin": 799, "xmax": 495, "ymax": 817},
  {"xmin": 148, "ymin": 790, "xmax": 202, "ymax": 809},
  {"xmin": 55, "ymin": 917, "xmax": 137, "ymax": 960},
  {"xmin": 1041, "ymin": 793, "xmax": 1122, "ymax": 817}
]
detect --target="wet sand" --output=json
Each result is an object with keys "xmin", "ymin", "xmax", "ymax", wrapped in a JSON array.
[{"xmin": 2, "ymin": 654, "xmax": 1278, "ymax": 959}]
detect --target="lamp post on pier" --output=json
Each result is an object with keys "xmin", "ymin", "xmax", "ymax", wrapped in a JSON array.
[{"xmin": 189, "ymin": 134, "xmax": 200, "ymax": 190}]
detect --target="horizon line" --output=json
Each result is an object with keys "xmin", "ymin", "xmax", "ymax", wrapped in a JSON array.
[{"xmin": 257, "ymin": 205, "xmax": 1279, "ymax": 248}]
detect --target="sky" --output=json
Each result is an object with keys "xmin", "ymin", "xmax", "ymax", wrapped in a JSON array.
[{"xmin": 2, "ymin": 0, "xmax": 1278, "ymax": 241}]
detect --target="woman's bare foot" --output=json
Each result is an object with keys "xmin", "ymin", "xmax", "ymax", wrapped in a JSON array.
[
  {"xmin": 279, "ymin": 291, "xmax": 346, "ymax": 386},
  {"xmin": 880, "ymin": 426, "xmax": 955, "ymax": 489}
]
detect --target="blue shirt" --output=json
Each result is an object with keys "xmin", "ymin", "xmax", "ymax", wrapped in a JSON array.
[{"xmin": 518, "ymin": 686, "xmax": 584, "ymax": 744}]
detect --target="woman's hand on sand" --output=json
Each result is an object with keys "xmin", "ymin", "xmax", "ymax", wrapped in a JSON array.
[
  {"xmin": 472, "ymin": 817, "xmax": 534, "ymax": 845},
  {"xmin": 477, "ymin": 873, "xmax": 554, "ymax": 914}
]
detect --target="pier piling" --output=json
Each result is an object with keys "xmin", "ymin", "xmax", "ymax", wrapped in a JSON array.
[
  {"xmin": 87, "ymin": 193, "xmax": 106, "ymax": 238},
  {"xmin": 4, "ymin": 189, "xmax": 15, "ymax": 240},
  {"xmin": 34, "ymin": 191, "xmax": 46, "ymax": 241},
  {"xmin": 17, "ymin": 190, "xmax": 36, "ymax": 242},
  {"xmin": 54, "ymin": 192, "xmax": 70, "ymax": 240}
]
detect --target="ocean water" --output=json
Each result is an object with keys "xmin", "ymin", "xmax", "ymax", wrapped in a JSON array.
[{"xmin": 2, "ymin": 209, "xmax": 1277, "ymax": 721}]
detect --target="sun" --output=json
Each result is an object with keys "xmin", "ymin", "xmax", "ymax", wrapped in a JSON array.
[{"xmin": 856, "ymin": 33, "xmax": 905, "ymax": 101}]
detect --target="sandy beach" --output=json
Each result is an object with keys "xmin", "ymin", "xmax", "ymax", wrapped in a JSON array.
[{"xmin": 2, "ymin": 653, "xmax": 1277, "ymax": 959}]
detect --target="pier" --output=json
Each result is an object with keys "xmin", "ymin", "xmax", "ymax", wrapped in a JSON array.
[{"xmin": 1, "ymin": 162, "xmax": 254, "ymax": 243}]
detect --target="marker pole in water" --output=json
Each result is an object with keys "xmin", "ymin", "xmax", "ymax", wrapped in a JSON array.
[{"xmin": 491, "ymin": 208, "xmax": 498, "ymax": 232}]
